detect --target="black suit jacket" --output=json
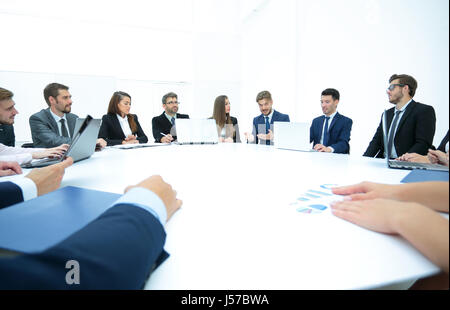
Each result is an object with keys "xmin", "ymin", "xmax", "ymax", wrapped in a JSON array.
[
  {"xmin": 98, "ymin": 113, "xmax": 148, "ymax": 146},
  {"xmin": 437, "ymin": 130, "xmax": 449, "ymax": 152},
  {"xmin": 152, "ymin": 112, "xmax": 190, "ymax": 142},
  {"xmin": 363, "ymin": 100, "xmax": 436, "ymax": 158},
  {"xmin": 0, "ymin": 124, "xmax": 15, "ymax": 147}
]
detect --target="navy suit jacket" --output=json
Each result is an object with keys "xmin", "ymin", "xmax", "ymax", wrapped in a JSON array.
[
  {"xmin": 98, "ymin": 113, "xmax": 148, "ymax": 146},
  {"xmin": 363, "ymin": 100, "xmax": 436, "ymax": 158},
  {"xmin": 0, "ymin": 181, "xmax": 24, "ymax": 210},
  {"xmin": 252, "ymin": 110, "xmax": 290, "ymax": 144},
  {"xmin": 310, "ymin": 112, "xmax": 353, "ymax": 154},
  {"xmin": 0, "ymin": 204, "xmax": 168, "ymax": 289}
]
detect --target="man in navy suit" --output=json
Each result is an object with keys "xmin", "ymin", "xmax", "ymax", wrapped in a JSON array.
[
  {"xmin": 245, "ymin": 90, "xmax": 290, "ymax": 145},
  {"xmin": 310, "ymin": 88, "xmax": 353, "ymax": 154},
  {"xmin": 0, "ymin": 160, "xmax": 182, "ymax": 289}
]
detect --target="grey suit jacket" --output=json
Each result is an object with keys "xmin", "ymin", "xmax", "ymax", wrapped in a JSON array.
[{"xmin": 29, "ymin": 108, "xmax": 79, "ymax": 148}]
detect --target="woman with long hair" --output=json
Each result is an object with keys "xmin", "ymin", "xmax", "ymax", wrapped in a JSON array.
[
  {"xmin": 98, "ymin": 91, "xmax": 148, "ymax": 146},
  {"xmin": 210, "ymin": 95, "xmax": 241, "ymax": 143}
]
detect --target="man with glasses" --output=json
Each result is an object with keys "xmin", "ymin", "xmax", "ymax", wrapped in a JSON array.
[
  {"xmin": 152, "ymin": 92, "xmax": 190, "ymax": 143},
  {"xmin": 364, "ymin": 74, "xmax": 436, "ymax": 158}
]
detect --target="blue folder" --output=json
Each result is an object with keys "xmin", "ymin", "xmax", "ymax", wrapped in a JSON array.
[
  {"xmin": 401, "ymin": 170, "xmax": 449, "ymax": 183},
  {"xmin": 0, "ymin": 186, "xmax": 121, "ymax": 254}
]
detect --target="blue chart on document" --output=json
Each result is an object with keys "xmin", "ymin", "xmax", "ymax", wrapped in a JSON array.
[{"xmin": 289, "ymin": 184, "xmax": 344, "ymax": 215}]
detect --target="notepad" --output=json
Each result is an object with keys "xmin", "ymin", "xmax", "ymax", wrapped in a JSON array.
[{"xmin": 0, "ymin": 186, "xmax": 121, "ymax": 254}]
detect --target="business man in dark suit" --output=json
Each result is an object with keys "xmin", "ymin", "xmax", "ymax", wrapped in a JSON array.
[
  {"xmin": 0, "ymin": 175, "xmax": 182, "ymax": 289},
  {"xmin": 364, "ymin": 74, "xmax": 436, "ymax": 158},
  {"xmin": 0, "ymin": 124, "xmax": 15, "ymax": 147},
  {"xmin": 245, "ymin": 90, "xmax": 290, "ymax": 145},
  {"xmin": 310, "ymin": 88, "xmax": 353, "ymax": 154},
  {"xmin": 152, "ymin": 92, "xmax": 189, "ymax": 143},
  {"xmin": 29, "ymin": 83, "xmax": 106, "ymax": 149},
  {"xmin": 98, "ymin": 91, "xmax": 148, "ymax": 146}
]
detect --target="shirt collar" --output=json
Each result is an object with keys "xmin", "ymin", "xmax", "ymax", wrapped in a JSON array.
[
  {"xmin": 324, "ymin": 111, "xmax": 338, "ymax": 120},
  {"xmin": 263, "ymin": 110, "xmax": 274, "ymax": 122},
  {"xmin": 49, "ymin": 108, "xmax": 66, "ymax": 122},
  {"xmin": 396, "ymin": 99, "xmax": 412, "ymax": 112},
  {"xmin": 165, "ymin": 112, "xmax": 176, "ymax": 122}
]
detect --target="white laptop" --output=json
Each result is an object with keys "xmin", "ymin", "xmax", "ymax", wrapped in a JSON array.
[
  {"xmin": 274, "ymin": 122, "xmax": 314, "ymax": 152},
  {"xmin": 175, "ymin": 119, "xmax": 219, "ymax": 145}
]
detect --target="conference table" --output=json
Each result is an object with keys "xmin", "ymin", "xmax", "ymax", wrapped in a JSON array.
[{"xmin": 34, "ymin": 142, "xmax": 439, "ymax": 290}]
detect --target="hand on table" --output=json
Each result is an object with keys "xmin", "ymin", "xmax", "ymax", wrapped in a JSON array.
[
  {"xmin": 313, "ymin": 144, "xmax": 332, "ymax": 152},
  {"xmin": 0, "ymin": 161, "xmax": 22, "ymax": 176},
  {"xmin": 427, "ymin": 149, "xmax": 449, "ymax": 167}
]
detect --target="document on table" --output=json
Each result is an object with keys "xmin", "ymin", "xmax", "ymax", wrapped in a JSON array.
[
  {"xmin": 288, "ymin": 184, "xmax": 344, "ymax": 215},
  {"xmin": 109, "ymin": 142, "xmax": 171, "ymax": 149}
]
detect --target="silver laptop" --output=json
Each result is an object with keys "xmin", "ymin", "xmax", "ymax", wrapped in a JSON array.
[
  {"xmin": 274, "ymin": 122, "xmax": 314, "ymax": 152},
  {"xmin": 382, "ymin": 110, "xmax": 448, "ymax": 171},
  {"xmin": 22, "ymin": 116, "xmax": 101, "ymax": 168},
  {"xmin": 175, "ymin": 119, "xmax": 219, "ymax": 145}
]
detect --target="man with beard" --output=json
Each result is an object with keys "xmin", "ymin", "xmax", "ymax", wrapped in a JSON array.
[
  {"xmin": 244, "ymin": 90, "xmax": 290, "ymax": 145},
  {"xmin": 29, "ymin": 83, "xmax": 79, "ymax": 148},
  {"xmin": 152, "ymin": 92, "xmax": 190, "ymax": 143},
  {"xmin": 29, "ymin": 83, "xmax": 106, "ymax": 149},
  {"xmin": 363, "ymin": 74, "xmax": 436, "ymax": 158}
]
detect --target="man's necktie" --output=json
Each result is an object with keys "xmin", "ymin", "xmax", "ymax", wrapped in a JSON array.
[
  {"xmin": 387, "ymin": 111, "xmax": 401, "ymax": 158},
  {"xmin": 323, "ymin": 116, "xmax": 330, "ymax": 146},
  {"xmin": 265, "ymin": 116, "xmax": 270, "ymax": 145},
  {"xmin": 60, "ymin": 119, "xmax": 69, "ymax": 137},
  {"xmin": 171, "ymin": 117, "xmax": 175, "ymax": 126}
]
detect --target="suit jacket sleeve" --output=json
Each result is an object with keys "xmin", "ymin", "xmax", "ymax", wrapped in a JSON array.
[
  {"xmin": 133, "ymin": 115, "xmax": 148, "ymax": 144},
  {"xmin": 98, "ymin": 115, "xmax": 123, "ymax": 146},
  {"xmin": 232, "ymin": 118, "xmax": 241, "ymax": 143},
  {"xmin": 29, "ymin": 114, "xmax": 72, "ymax": 148},
  {"xmin": 0, "ymin": 204, "xmax": 167, "ymax": 289},
  {"xmin": 152, "ymin": 117, "xmax": 164, "ymax": 143},
  {"xmin": 437, "ymin": 130, "xmax": 449, "ymax": 152},
  {"xmin": 252, "ymin": 118, "xmax": 258, "ymax": 144},
  {"xmin": 330, "ymin": 118, "xmax": 353, "ymax": 154},
  {"xmin": 407, "ymin": 105, "xmax": 436, "ymax": 155},
  {"xmin": 363, "ymin": 115, "xmax": 384, "ymax": 157},
  {"xmin": 0, "ymin": 181, "xmax": 24, "ymax": 210}
]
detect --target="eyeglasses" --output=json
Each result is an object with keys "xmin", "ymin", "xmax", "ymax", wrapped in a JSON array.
[
  {"xmin": 166, "ymin": 101, "xmax": 180, "ymax": 105},
  {"xmin": 387, "ymin": 84, "xmax": 405, "ymax": 91}
]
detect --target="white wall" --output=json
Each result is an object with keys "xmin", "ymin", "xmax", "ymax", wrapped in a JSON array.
[{"xmin": 1, "ymin": 0, "xmax": 448, "ymax": 152}]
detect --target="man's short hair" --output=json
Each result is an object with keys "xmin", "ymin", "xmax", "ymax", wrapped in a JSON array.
[
  {"xmin": 162, "ymin": 92, "xmax": 178, "ymax": 105},
  {"xmin": 321, "ymin": 88, "xmax": 340, "ymax": 101},
  {"xmin": 389, "ymin": 74, "xmax": 417, "ymax": 98},
  {"xmin": 0, "ymin": 88, "xmax": 14, "ymax": 102},
  {"xmin": 256, "ymin": 90, "xmax": 272, "ymax": 102},
  {"xmin": 43, "ymin": 83, "xmax": 69, "ymax": 106}
]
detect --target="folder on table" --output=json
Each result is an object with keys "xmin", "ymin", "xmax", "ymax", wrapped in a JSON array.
[
  {"xmin": 0, "ymin": 186, "xmax": 121, "ymax": 254},
  {"xmin": 401, "ymin": 170, "xmax": 449, "ymax": 183}
]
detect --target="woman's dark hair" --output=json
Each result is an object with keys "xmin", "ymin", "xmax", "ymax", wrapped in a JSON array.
[
  {"xmin": 107, "ymin": 91, "xmax": 137, "ymax": 133},
  {"xmin": 212, "ymin": 95, "xmax": 234, "ymax": 138}
]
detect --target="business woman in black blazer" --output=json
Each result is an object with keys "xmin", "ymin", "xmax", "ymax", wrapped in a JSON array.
[
  {"xmin": 364, "ymin": 100, "xmax": 436, "ymax": 158},
  {"xmin": 210, "ymin": 95, "xmax": 241, "ymax": 143},
  {"xmin": 98, "ymin": 91, "xmax": 148, "ymax": 146}
]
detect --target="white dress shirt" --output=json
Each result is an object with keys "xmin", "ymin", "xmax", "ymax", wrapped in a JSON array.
[
  {"xmin": 49, "ymin": 109, "xmax": 71, "ymax": 138},
  {"xmin": 0, "ymin": 143, "xmax": 45, "ymax": 165},
  {"xmin": 116, "ymin": 114, "xmax": 133, "ymax": 137},
  {"xmin": 320, "ymin": 111, "xmax": 338, "ymax": 153},
  {"xmin": 388, "ymin": 100, "xmax": 412, "ymax": 158},
  {"xmin": 8, "ymin": 177, "xmax": 38, "ymax": 202}
]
